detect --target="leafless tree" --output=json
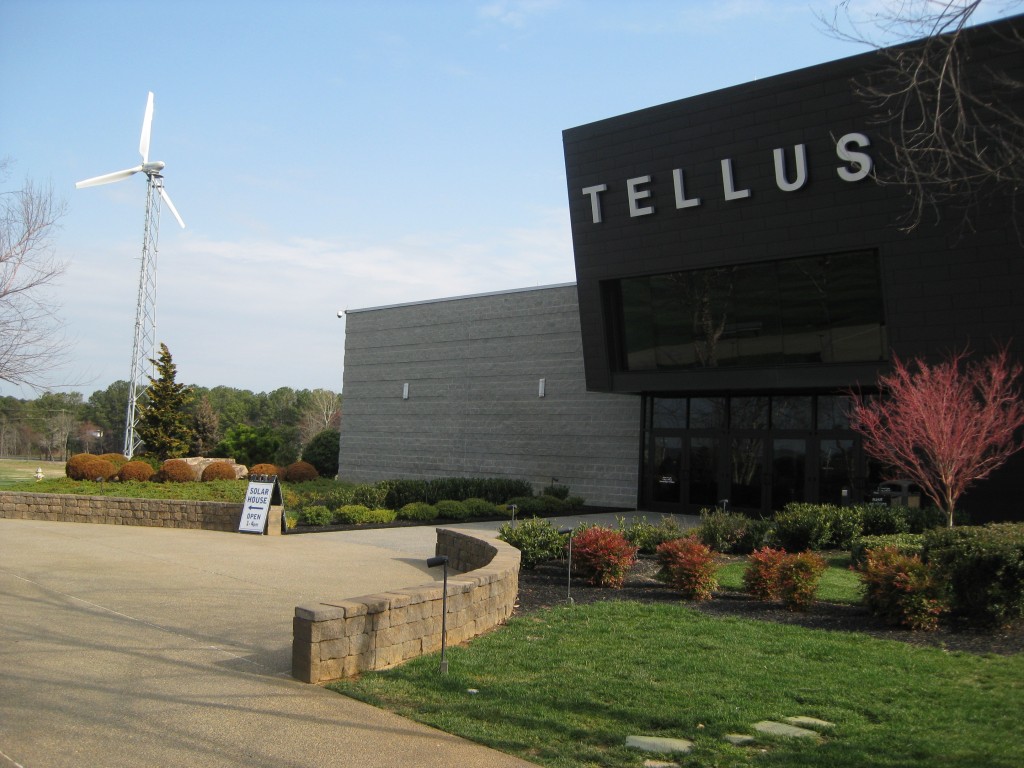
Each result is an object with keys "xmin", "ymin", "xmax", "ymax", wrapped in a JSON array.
[
  {"xmin": 298, "ymin": 388, "xmax": 341, "ymax": 444},
  {"xmin": 0, "ymin": 159, "xmax": 69, "ymax": 389},
  {"xmin": 821, "ymin": 1, "xmax": 1024, "ymax": 232}
]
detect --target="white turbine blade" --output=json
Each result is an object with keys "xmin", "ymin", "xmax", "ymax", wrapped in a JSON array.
[
  {"xmin": 139, "ymin": 91, "xmax": 154, "ymax": 163},
  {"xmin": 158, "ymin": 186, "xmax": 186, "ymax": 228},
  {"xmin": 75, "ymin": 165, "xmax": 143, "ymax": 189}
]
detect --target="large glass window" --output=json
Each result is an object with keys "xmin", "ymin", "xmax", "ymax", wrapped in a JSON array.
[{"xmin": 615, "ymin": 250, "xmax": 886, "ymax": 371}]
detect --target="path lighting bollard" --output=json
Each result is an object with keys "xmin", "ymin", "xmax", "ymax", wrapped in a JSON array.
[
  {"xmin": 506, "ymin": 503, "xmax": 517, "ymax": 527},
  {"xmin": 426, "ymin": 555, "xmax": 450, "ymax": 674},
  {"xmin": 559, "ymin": 529, "xmax": 575, "ymax": 604},
  {"xmin": 718, "ymin": 498, "xmax": 729, "ymax": 512}
]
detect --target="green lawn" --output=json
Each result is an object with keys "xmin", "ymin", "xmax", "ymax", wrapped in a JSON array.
[
  {"xmin": 0, "ymin": 458, "xmax": 66, "ymax": 487},
  {"xmin": 332, "ymin": 601, "xmax": 1023, "ymax": 768}
]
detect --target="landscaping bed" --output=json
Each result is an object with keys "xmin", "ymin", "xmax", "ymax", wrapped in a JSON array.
[{"xmin": 515, "ymin": 555, "xmax": 1024, "ymax": 656}]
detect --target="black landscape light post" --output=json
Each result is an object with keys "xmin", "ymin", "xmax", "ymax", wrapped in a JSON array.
[
  {"xmin": 426, "ymin": 555, "xmax": 450, "ymax": 674},
  {"xmin": 559, "ymin": 529, "xmax": 575, "ymax": 604}
]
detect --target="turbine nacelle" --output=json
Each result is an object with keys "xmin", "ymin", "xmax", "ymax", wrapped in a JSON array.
[{"xmin": 75, "ymin": 91, "xmax": 184, "ymax": 229}]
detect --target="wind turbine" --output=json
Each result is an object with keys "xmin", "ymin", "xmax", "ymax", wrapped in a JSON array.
[{"xmin": 76, "ymin": 91, "xmax": 186, "ymax": 458}]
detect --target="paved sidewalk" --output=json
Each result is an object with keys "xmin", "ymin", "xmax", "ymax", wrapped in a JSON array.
[
  {"xmin": 0, "ymin": 518, "xmax": 537, "ymax": 768},
  {"xmin": 0, "ymin": 511, "xmax": 693, "ymax": 767}
]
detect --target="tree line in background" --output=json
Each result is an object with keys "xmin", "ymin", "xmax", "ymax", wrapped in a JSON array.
[{"xmin": 0, "ymin": 360, "xmax": 342, "ymax": 470}]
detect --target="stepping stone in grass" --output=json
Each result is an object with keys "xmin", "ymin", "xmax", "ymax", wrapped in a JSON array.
[
  {"xmin": 642, "ymin": 761, "xmax": 679, "ymax": 768},
  {"xmin": 723, "ymin": 734, "xmax": 756, "ymax": 746},
  {"xmin": 784, "ymin": 716, "xmax": 834, "ymax": 730},
  {"xmin": 625, "ymin": 735, "xmax": 694, "ymax": 755},
  {"xmin": 753, "ymin": 721, "xmax": 821, "ymax": 740}
]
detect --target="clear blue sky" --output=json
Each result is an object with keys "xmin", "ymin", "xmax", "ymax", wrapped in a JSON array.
[{"xmin": 1, "ymin": 1, "xmax": 1012, "ymax": 397}]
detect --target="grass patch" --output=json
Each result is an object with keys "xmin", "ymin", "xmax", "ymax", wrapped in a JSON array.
[
  {"xmin": 0, "ymin": 459, "xmax": 66, "ymax": 488},
  {"xmin": 717, "ymin": 552, "xmax": 864, "ymax": 604},
  {"xmin": 2, "ymin": 475, "xmax": 248, "ymax": 502},
  {"xmin": 332, "ymin": 601, "xmax": 1023, "ymax": 767}
]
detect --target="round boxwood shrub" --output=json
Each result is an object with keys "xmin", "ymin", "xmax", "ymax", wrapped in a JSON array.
[
  {"xmin": 116, "ymin": 460, "xmax": 155, "ymax": 482},
  {"xmin": 462, "ymin": 497, "xmax": 500, "ymax": 518},
  {"xmin": 335, "ymin": 505, "xmax": 397, "ymax": 525},
  {"xmin": 300, "ymin": 505, "xmax": 333, "ymax": 527},
  {"xmin": 283, "ymin": 461, "xmax": 319, "ymax": 483},
  {"xmin": 159, "ymin": 459, "xmax": 195, "ymax": 483},
  {"xmin": 435, "ymin": 499, "xmax": 470, "ymax": 520},
  {"xmin": 398, "ymin": 502, "xmax": 438, "ymax": 521},
  {"xmin": 201, "ymin": 461, "xmax": 237, "ymax": 481},
  {"xmin": 249, "ymin": 463, "xmax": 280, "ymax": 478}
]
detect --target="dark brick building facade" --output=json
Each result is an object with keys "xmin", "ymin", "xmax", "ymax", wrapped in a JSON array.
[{"xmin": 563, "ymin": 17, "xmax": 1024, "ymax": 518}]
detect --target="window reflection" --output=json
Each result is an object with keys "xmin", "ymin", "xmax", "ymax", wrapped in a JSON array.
[{"xmin": 617, "ymin": 250, "xmax": 886, "ymax": 371}]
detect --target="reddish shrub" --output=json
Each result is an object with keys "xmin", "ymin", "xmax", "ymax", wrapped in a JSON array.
[
  {"xmin": 116, "ymin": 461, "xmax": 155, "ymax": 482},
  {"xmin": 79, "ymin": 457, "xmax": 118, "ymax": 481},
  {"xmin": 283, "ymin": 461, "xmax": 319, "ymax": 483},
  {"xmin": 249, "ymin": 463, "xmax": 280, "ymax": 478},
  {"xmin": 570, "ymin": 526, "xmax": 638, "ymax": 588},
  {"xmin": 656, "ymin": 536, "xmax": 718, "ymax": 601},
  {"xmin": 743, "ymin": 547, "xmax": 788, "ymax": 601},
  {"xmin": 159, "ymin": 459, "xmax": 195, "ymax": 483},
  {"xmin": 777, "ymin": 551, "xmax": 827, "ymax": 612},
  {"xmin": 201, "ymin": 461, "xmax": 237, "ymax": 481},
  {"xmin": 860, "ymin": 546, "xmax": 946, "ymax": 631},
  {"xmin": 66, "ymin": 453, "xmax": 98, "ymax": 481},
  {"xmin": 97, "ymin": 453, "xmax": 129, "ymax": 470}
]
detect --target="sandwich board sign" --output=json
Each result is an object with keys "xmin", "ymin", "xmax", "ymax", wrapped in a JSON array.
[{"xmin": 239, "ymin": 474, "xmax": 282, "ymax": 534}]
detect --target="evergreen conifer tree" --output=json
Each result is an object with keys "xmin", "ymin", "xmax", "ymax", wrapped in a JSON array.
[{"xmin": 136, "ymin": 343, "xmax": 194, "ymax": 460}]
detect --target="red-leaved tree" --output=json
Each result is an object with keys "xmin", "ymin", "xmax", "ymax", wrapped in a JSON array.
[{"xmin": 849, "ymin": 347, "xmax": 1024, "ymax": 527}]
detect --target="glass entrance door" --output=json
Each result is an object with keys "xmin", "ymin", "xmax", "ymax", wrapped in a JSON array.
[
  {"xmin": 771, "ymin": 438, "xmax": 807, "ymax": 509},
  {"xmin": 652, "ymin": 436, "xmax": 682, "ymax": 503}
]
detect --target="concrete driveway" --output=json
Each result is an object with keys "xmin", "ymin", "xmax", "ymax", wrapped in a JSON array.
[{"xmin": 0, "ymin": 519, "xmax": 539, "ymax": 768}]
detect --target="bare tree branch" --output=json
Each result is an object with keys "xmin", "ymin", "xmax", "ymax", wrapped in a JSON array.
[
  {"xmin": 820, "ymin": 2, "xmax": 1024, "ymax": 233},
  {"xmin": 0, "ymin": 158, "xmax": 70, "ymax": 389}
]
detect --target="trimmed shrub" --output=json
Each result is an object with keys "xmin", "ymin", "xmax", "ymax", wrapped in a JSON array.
[
  {"xmin": 283, "ymin": 461, "xmax": 319, "ymax": 483},
  {"xmin": 656, "ymin": 536, "xmax": 718, "ymax": 601},
  {"xmin": 505, "ymin": 496, "xmax": 548, "ymax": 516},
  {"xmin": 743, "ymin": 546, "xmax": 788, "ymax": 601},
  {"xmin": 351, "ymin": 483, "xmax": 388, "ymax": 509},
  {"xmin": 384, "ymin": 477, "xmax": 534, "ymax": 508},
  {"xmin": 773, "ymin": 504, "xmax": 831, "ymax": 551},
  {"xmin": 903, "ymin": 505, "xmax": 947, "ymax": 534},
  {"xmin": 861, "ymin": 503, "xmax": 911, "ymax": 536},
  {"xmin": 97, "ymin": 453, "xmax": 130, "ymax": 470},
  {"xmin": 66, "ymin": 453, "xmax": 98, "ymax": 481},
  {"xmin": 697, "ymin": 508, "xmax": 752, "ymax": 554},
  {"xmin": 850, "ymin": 533, "xmax": 924, "ymax": 567},
  {"xmin": 300, "ymin": 505, "xmax": 333, "ymax": 526},
  {"xmin": 301, "ymin": 428, "xmax": 340, "ymax": 479},
  {"xmin": 462, "ymin": 497, "xmax": 501, "ymax": 518},
  {"xmin": 571, "ymin": 526, "xmax": 639, "ymax": 588},
  {"xmin": 249, "ymin": 463, "xmax": 280, "ymax": 478},
  {"xmin": 923, "ymin": 523, "xmax": 1024, "ymax": 628},
  {"xmin": 542, "ymin": 483, "xmax": 570, "ymax": 500},
  {"xmin": 777, "ymin": 551, "xmax": 827, "ymax": 611},
  {"xmin": 498, "ymin": 517, "xmax": 566, "ymax": 570},
  {"xmin": 435, "ymin": 499, "xmax": 471, "ymax": 520},
  {"xmin": 201, "ymin": 461, "xmax": 237, "ymax": 481},
  {"xmin": 565, "ymin": 495, "xmax": 586, "ymax": 511},
  {"xmin": 335, "ymin": 505, "xmax": 397, "ymax": 525},
  {"xmin": 78, "ymin": 457, "xmax": 118, "ymax": 482},
  {"xmin": 397, "ymin": 502, "xmax": 438, "ymax": 521},
  {"xmin": 159, "ymin": 459, "xmax": 195, "ymax": 483},
  {"xmin": 822, "ymin": 505, "xmax": 864, "ymax": 549},
  {"xmin": 116, "ymin": 460, "xmax": 155, "ymax": 482},
  {"xmin": 860, "ymin": 546, "xmax": 946, "ymax": 631}
]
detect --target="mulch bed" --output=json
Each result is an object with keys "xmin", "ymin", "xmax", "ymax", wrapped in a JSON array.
[{"xmin": 515, "ymin": 557, "xmax": 1024, "ymax": 656}]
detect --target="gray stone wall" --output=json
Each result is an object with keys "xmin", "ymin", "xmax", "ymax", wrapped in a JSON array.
[{"xmin": 338, "ymin": 284, "xmax": 640, "ymax": 508}]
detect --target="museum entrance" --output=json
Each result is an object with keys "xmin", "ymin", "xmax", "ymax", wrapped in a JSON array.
[{"xmin": 641, "ymin": 394, "xmax": 873, "ymax": 515}]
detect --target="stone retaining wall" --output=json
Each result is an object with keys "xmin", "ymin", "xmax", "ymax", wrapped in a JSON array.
[
  {"xmin": 0, "ymin": 490, "xmax": 244, "ymax": 532},
  {"xmin": 292, "ymin": 528, "xmax": 520, "ymax": 683}
]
